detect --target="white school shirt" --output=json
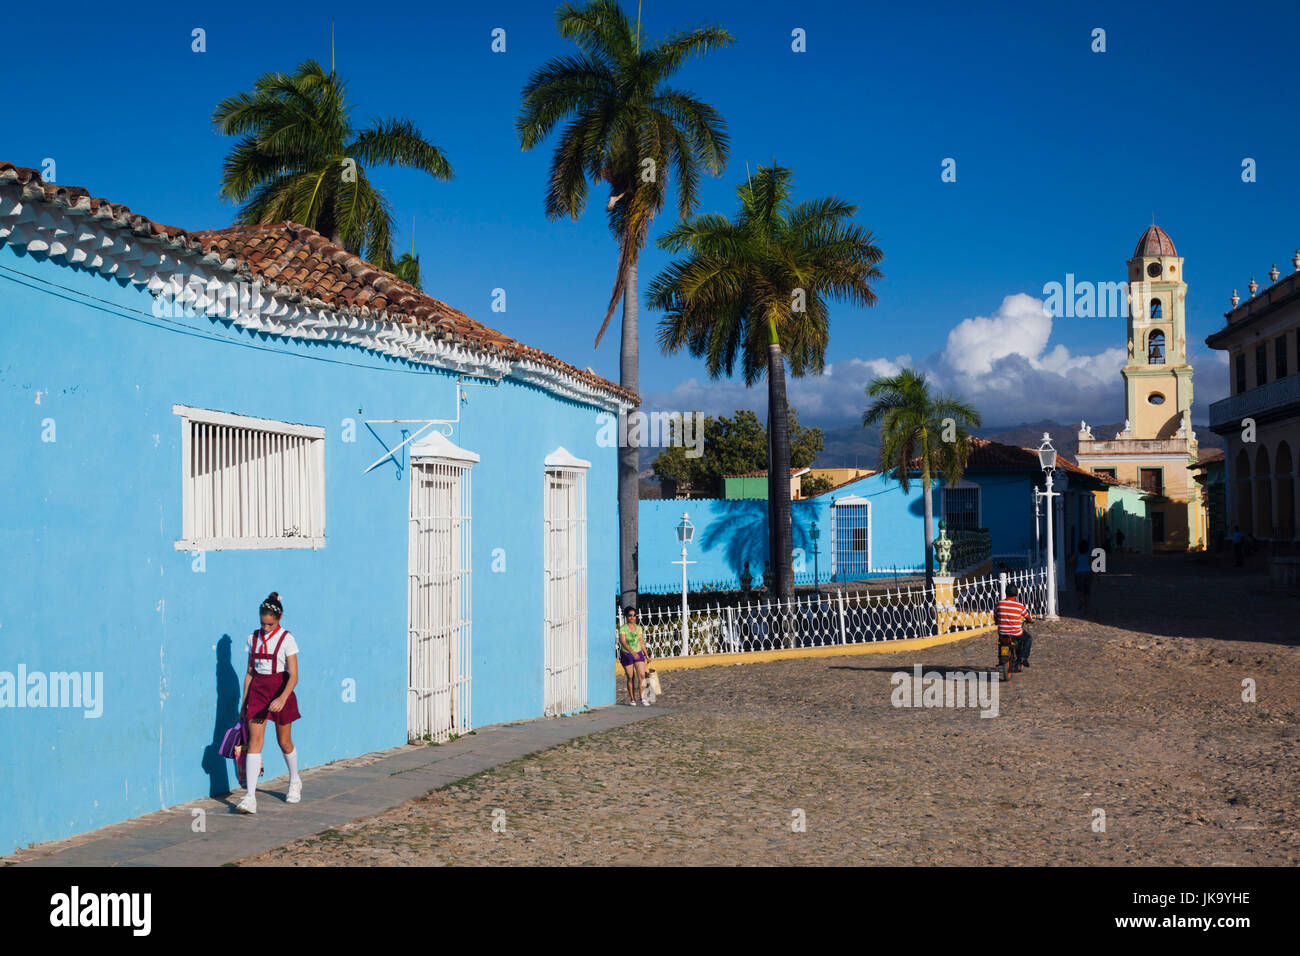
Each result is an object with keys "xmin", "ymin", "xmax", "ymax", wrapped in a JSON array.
[{"xmin": 246, "ymin": 627, "xmax": 300, "ymax": 675}]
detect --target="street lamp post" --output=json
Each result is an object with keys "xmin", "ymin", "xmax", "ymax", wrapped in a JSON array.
[
  {"xmin": 673, "ymin": 513, "xmax": 696, "ymax": 656},
  {"xmin": 1033, "ymin": 485, "xmax": 1041, "ymax": 566},
  {"xmin": 810, "ymin": 524, "xmax": 821, "ymax": 596},
  {"xmin": 1036, "ymin": 433, "xmax": 1060, "ymax": 621}
]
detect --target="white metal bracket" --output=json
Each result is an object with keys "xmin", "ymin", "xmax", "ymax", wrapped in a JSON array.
[{"xmin": 362, "ymin": 372, "xmax": 501, "ymax": 474}]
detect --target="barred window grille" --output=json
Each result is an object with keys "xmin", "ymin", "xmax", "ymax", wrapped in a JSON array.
[
  {"xmin": 408, "ymin": 456, "xmax": 473, "ymax": 743},
  {"xmin": 544, "ymin": 453, "xmax": 589, "ymax": 716},
  {"xmin": 942, "ymin": 486, "xmax": 981, "ymax": 531},
  {"xmin": 832, "ymin": 497, "xmax": 870, "ymax": 580},
  {"xmin": 174, "ymin": 405, "xmax": 325, "ymax": 550}
]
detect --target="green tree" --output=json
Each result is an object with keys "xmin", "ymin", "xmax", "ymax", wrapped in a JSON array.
[
  {"xmin": 212, "ymin": 59, "xmax": 453, "ymax": 270},
  {"xmin": 517, "ymin": 0, "xmax": 733, "ymax": 611},
  {"xmin": 651, "ymin": 164, "xmax": 883, "ymax": 600},
  {"xmin": 789, "ymin": 413, "xmax": 825, "ymax": 470},
  {"xmin": 862, "ymin": 369, "xmax": 982, "ymax": 585},
  {"xmin": 651, "ymin": 407, "xmax": 821, "ymax": 498},
  {"xmin": 391, "ymin": 252, "xmax": 422, "ymax": 289},
  {"xmin": 801, "ymin": 474, "xmax": 834, "ymax": 497}
]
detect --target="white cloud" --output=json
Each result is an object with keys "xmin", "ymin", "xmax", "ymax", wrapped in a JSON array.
[
  {"xmin": 935, "ymin": 293, "xmax": 1128, "ymax": 423},
  {"xmin": 645, "ymin": 355, "xmax": 913, "ymax": 422},
  {"xmin": 943, "ymin": 293, "xmax": 1054, "ymax": 377},
  {"xmin": 647, "ymin": 292, "xmax": 1145, "ymax": 427}
]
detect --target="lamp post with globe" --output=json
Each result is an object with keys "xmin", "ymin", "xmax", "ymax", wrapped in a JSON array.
[{"xmin": 672, "ymin": 513, "xmax": 696, "ymax": 655}]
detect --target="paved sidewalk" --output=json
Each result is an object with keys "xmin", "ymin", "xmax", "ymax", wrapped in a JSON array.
[{"xmin": 3, "ymin": 704, "xmax": 666, "ymax": 867}]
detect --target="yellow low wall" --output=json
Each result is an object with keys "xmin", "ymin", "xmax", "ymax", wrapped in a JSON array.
[{"xmin": 615, "ymin": 623, "xmax": 997, "ymax": 673}]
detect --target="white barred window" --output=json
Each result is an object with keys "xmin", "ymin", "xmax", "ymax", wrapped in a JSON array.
[
  {"xmin": 831, "ymin": 495, "xmax": 871, "ymax": 579},
  {"xmin": 173, "ymin": 405, "xmax": 326, "ymax": 550},
  {"xmin": 942, "ymin": 484, "xmax": 981, "ymax": 532}
]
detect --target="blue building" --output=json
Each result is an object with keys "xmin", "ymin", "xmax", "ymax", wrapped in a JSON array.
[
  {"xmin": 0, "ymin": 162, "xmax": 632, "ymax": 853},
  {"xmin": 637, "ymin": 436, "xmax": 1104, "ymax": 594},
  {"xmin": 639, "ymin": 471, "xmax": 929, "ymax": 593}
]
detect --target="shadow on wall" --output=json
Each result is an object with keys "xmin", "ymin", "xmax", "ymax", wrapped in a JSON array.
[
  {"xmin": 200, "ymin": 635, "xmax": 242, "ymax": 797},
  {"xmin": 696, "ymin": 499, "xmax": 822, "ymax": 582}
]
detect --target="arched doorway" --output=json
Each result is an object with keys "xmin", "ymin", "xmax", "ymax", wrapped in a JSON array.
[
  {"xmin": 1255, "ymin": 446, "xmax": 1273, "ymax": 537},
  {"xmin": 1276, "ymin": 442, "xmax": 1295, "ymax": 540},
  {"xmin": 1235, "ymin": 449, "xmax": 1253, "ymax": 534}
]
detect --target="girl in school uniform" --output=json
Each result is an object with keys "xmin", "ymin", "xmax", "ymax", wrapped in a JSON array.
[{"xmin": 236, "ymin": 592, "xmax": 302, "ymax": 814}]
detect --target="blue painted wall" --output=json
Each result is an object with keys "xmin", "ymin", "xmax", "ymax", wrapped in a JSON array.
[
  {"xmin": 638, "ymin": 467, "xmax": 1084, "ymax": 594},
  {"xmin": 961, "ymin": 471, "xmax": 1037, "ymax": 559},
  {"xmin": 639, "ymin": 472, "xmax": 929, "ymax": 592},
  {"xmin": 0, "ymin": 245, "xmax": 616, "ymax": 853}
]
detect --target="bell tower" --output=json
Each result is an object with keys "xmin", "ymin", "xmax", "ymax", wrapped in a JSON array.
[
  {"xmin": 1077, "ymin": 223, "xmax": 1203, "ymax": 550},
  {"xmin": 1122, "ymin": 225, "xmax": 1195, "ymax": 442}
]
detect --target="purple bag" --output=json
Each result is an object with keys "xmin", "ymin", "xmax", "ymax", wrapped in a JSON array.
[
  {"xmin": 219, "ymin": 721, "xmax": 246, "ymax": 760},
  {"xmin": 219, "ymin": 720, "xmax": 261, "ymax": 787}
]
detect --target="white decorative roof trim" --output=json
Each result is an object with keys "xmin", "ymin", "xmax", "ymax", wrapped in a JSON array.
[
  {"xmin": 544, "ymin": 446, "xmax": 592, "ymax": 470},
  {"xmin": 0, "ymin": 182, "xmax": 633, "ymax": 414},
  {"xmin": 410, "ymin": 430, "xmax": 480, "ymax": 464},
  {"xmin": 833, "ymin": 494, "xmax": 870, "ymax": 506}
]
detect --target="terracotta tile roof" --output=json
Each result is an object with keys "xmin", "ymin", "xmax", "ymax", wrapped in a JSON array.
[
  {"xmin": 1194, "ymin": 448, "xmax": 1225, "ymax": 466},
  {"xmin": 899, "ymin": 437, "xmax": 1109, "ymax": 488},
  {"xmin": 0, "ymin": 161, "xmax": 636, "ymax": 406},
  {"xmin": 1133, "ymin": 224, "xmax": 1177, "ymax": 258}
]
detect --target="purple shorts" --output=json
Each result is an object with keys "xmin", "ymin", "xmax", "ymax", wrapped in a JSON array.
[{"xmin": 620, "ymin": 649, "xmax": 646, "ymax": 667}]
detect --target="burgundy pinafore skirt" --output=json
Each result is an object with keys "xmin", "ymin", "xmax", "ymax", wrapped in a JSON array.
[{"xmin": 246, "ymin": 627, "xmax": 301, "ymax": 725}]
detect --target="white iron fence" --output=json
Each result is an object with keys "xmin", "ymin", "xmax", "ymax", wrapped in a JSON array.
[{"xmin": 623, "ymin": 565, "xmax": 1048, "ymax": 658}]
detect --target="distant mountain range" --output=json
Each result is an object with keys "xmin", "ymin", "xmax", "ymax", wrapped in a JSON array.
[{"xmin": 813, "ymin": 419, "xmax": 1223, "ymax": 470}]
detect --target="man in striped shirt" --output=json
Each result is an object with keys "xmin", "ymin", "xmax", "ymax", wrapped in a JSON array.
[{"xmin": 996, "ymin": 584, "xmax": 1033, "ymax": 668}]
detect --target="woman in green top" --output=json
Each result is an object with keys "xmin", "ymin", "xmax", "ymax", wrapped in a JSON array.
[{"xmin": 617, "ymin": 606, "xmax": 651, "ymax": 705}]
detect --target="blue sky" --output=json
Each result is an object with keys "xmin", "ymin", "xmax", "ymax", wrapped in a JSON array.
[{"xmin": 6, "ymin": 0, "xmax": 1298, "ymax": 428}]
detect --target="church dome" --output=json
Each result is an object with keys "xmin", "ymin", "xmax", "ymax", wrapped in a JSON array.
[{"xmin": 1134, "ymin": 224, "xmax": 1177, "ymax": 258}]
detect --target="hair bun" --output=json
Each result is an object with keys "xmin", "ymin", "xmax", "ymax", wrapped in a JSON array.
[{"xmin": 268, "ymin": 592, "xmax": 279, "ymax": 601}]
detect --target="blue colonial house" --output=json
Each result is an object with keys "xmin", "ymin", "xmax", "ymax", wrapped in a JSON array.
[
  {"xmin": 0, "ymin": 162, "xmax": 633, "ymax": 853},
  {"xmin": 638, "ymin": 437, "xmax": 1105, "ymax": 594}
]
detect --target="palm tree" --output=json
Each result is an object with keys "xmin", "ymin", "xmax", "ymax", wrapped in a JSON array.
[
  {"xmin": 517, "ymin": 0, "xmax": 733, "ymax": 610},
  {"xmin": 863, "ymin": 369, "xmax": 982, "ymax": 586},
  {"xmin": 651, "ymin": 163, "xmax": 884, "ymax": 601},
  {"xmin": 391, "ymin": 252, "xmax": 422, "ymax": 289},
  {"xmin": 212, "ymin": 59, "xmax": 453, "ymax": 270}
]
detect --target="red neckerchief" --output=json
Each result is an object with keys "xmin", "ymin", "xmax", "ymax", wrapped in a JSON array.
[{"xmin": 257, "ymin": 625, "xmax": 281, "ymax": 657}]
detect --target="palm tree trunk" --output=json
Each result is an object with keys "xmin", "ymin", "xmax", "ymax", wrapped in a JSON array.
[
  {"xmin": 921, "ymin": 439, "xmax": 934, "ymax": 588},
  {"xmin": 618, "ymin": 260, "xmax": 640, "ymax": 612},
  {"xmin": 766, "ymin": 341, "xmax": 794, "ymax": 603}
]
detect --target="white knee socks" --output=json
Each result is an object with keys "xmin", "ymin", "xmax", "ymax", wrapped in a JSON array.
[
  {"xmin": 284, "ymin": 748, "xmax": 300, "ymax": 784},
  {"xmin": 246, "ymin": 753, "xmax": 262, "ymax": 796}
]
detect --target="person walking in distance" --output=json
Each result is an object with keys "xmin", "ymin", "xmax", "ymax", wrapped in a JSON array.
[
  {"xmin": 236, "ymin": 592, "xmax": 302, "ymax": 813},
  {"xmin": 617, "ymin": 606, "xmax": 651, "ymax": 706},
  {"xmin": 1074, "ymin": 539, "xmax": 1094, "ymax": 615}
]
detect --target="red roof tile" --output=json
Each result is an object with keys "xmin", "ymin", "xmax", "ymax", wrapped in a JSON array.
[
  {"xmin": 0, "ymin": 162, "xmax": 636, "ymax": 406},
  {"xmin": 898, "ymin": 437, "xmax": 1109, "ymax": 487}
]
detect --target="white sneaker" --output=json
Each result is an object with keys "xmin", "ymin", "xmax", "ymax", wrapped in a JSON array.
[
  {"xmin": 627, "ymin": 700, "xmax": 638, "ymax": 706},
  {"xmin": 236, "ymin": 794, "xmax": 257, "ymax": 814},
  {"xmin": 640, "ymin": 697, "xmax": 650, "ymax": 706},
  {"xmin": 286, "ymin": 779, "xmax": 302, "ymax": 804}
]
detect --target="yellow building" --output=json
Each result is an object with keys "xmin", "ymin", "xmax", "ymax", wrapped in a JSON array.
[
  {"xmin": 1076, "ymin": 225, "xmax": 1204, "ymax": 550},
  {"xmin": 806, "ymin": 467, "xmax": 876, "ymax": 490}
]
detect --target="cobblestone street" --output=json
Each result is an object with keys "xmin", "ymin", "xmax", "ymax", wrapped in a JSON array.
[{"xmin": 240, "ymin": 553, "xmax": 1300, "ymax": 866}]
